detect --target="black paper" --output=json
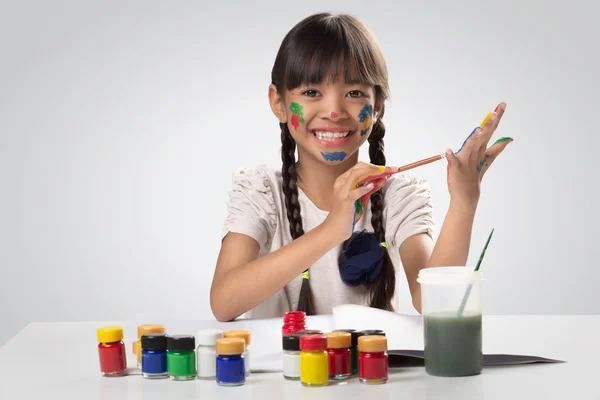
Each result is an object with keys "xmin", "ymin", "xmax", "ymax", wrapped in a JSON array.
[{"xmin": 388, "ymin": 349, "xmax": 565, "ymax": 368}]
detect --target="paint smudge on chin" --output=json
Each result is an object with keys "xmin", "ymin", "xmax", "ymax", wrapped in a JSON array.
[
  {"xmin": 289, "ymin": 102, "xmax": 305, "ymax": 130},
  {"xmin": 321, "ymin": 151, "xmax": 346, "ymax": 161},
  {"xmin": 358, "ymin": 104, "xmax": 373, "ymax": 136}
]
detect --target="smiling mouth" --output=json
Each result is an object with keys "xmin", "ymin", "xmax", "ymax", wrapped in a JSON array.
[{"xmin": 310, "ymin": 130, "xmax": 354, "ymax": 142}]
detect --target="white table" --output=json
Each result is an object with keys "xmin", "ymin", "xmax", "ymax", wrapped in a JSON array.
[{"xmin": 0, "ymin": 315, "xmax": 598, "ymax": 399}]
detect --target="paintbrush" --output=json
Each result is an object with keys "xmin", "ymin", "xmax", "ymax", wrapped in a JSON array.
[{"xmin": 457, "ymin": 228, "xmax": 495, "ymax": 316}]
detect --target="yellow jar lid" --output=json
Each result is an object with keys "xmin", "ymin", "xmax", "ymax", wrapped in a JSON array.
[
  {"xmin": 223, "ymin": 330, "xmax": 251, "ymax": 345},
  {"xmin": 325, "ymin": 331, "xmax": 351, "ymax": 349},
  {"xmin": 137, "ymin": 324, "xmax": 165, "ymax": 338},
  {"xmin": 358, "ymin": 335, "xmax": 387, "ymax": 353},
  {"xmin": 97, "ymin": 326, "xmax": 123, "ymax": 343},
  {"xmin": 216, "ymin": 338, "xmax": 245, "ymax": 355}
]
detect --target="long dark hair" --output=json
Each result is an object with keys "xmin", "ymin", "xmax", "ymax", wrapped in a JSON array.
[{"xmin": 271, "ymin": 13, "xmax": 395, "ymax": 314}]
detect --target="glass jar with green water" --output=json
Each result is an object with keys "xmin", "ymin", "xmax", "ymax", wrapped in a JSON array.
[
  {"xmin": 166, "ymin": 335, "xmax": 196, "ymax": 381},
  {"xmin": 418, "ymin": 267, "xmax": 483, "ymax": 377}
]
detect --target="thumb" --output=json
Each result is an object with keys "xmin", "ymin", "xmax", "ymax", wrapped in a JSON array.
[
  {"xmin": 445, "ymin": 148, "xmax": 457, "ymax": 166},
  {"xmin": 349, "ymin": 182, "xmax": 375, "ymax": 202}
]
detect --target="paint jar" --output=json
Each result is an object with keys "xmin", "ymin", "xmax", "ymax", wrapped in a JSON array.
[
  {"xmin": 141, "ymin": 333, "xmax": 168, "ymax": 379},
  {"xmin": 358, "ymin": 335, "xmax": 388, "ymax": 385},
  {"xmin": 334, "ymin": 329, "xmax": 359, "ymax": 375},
  {"xmin": 135, "ymin": 324, "xmax": 166, "ymax": 369},
  {"xmin": 417, "ymin": 266, "xmax": 483, "ymax": 377},
  {"xmin": 282, "ymin": 311, "xmax": 307, "ymax": 335},
  {"xmin": 299, "ymin": 334, "xmax": 329, "ymax": 387},
  {"xmin": 282, "ymin": 333, "xmax": 301, "ymax": 380},
  {"xmin": 196, "ymin": 329, "xmax": 223, "ymax": 380},
  {"xmin": 223, "ymin": 330, "xmax": 251, "ymax": 376},
  {"xmin": 97, "ymin": 326, "xmax": 127, "ymax": 377},
  {"xmin": 325, "ymin": 331, "xmax": 352, "ymax": 380},
  {"xmin": 166, "ymin": 335, "xmax": 196, "ymax": 381},
  {"xmin": 215, "ymin": 338, "xmax": 246, "ymax": 386}
]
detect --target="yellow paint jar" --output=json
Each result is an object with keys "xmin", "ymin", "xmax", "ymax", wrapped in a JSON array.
[{"xmin": 299, "ymin": 334, "xmax": 328, "ymax": 387}]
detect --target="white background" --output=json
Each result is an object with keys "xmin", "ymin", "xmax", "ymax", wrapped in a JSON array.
[{"xmin": 1, "ymin": 0, "xmax": 598, "ymax": 346}]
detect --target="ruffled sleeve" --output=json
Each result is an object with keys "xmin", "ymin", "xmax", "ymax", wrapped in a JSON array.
[
  {"xmin": 221, "ymin": 166, "xmax": 278, "ymax": 250},
  {"xmin": 383, "ymin": 175, "xmax": 436, "ymax": 249}
]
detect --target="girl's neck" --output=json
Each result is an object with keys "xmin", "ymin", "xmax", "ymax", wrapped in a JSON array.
[{"xmin": 295, "ymin": 150, "xmax": 359, "ymax": 212}]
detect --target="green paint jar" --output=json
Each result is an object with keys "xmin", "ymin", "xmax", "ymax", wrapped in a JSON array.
[{"xmin": 166, "ymin": 335, "xmax": 196, "ymax": 381}]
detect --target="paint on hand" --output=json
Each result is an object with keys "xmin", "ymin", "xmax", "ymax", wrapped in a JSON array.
[
  {"xmin": 289, "ymin": 102, "xmax": 305, "ymax": 130},
  {"xmin": 330, "ymin": 111, "xmax": 338, "ymax": 119},
  {"xmin": 446, "ymin": 153, "xmax": 452, "ymax": 191},
  {"xmin": 358, "ymin": 104, "xmax": 373, "ymax": 136},
  {"xmin": 456, "ymin": 127, "xmax": 479, "ymax": 154},
  {"xmin": 321, "ymin": 151, "xmax": 346, "ymax": 161},
  {"xmin": 477, "ymin": 155, "xmax": 487, "ymax": 173},
  {"xmin": 490, "ymin": 137, "xmax": 513, "ymax": 147}
]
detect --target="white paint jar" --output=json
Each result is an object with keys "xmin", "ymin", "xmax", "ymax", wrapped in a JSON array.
[
  {"xmin": 195, "ymin": 329, "xmax": 223, "ymax": 379},
  {"xmin": 282, "ymin": 334, "xmax": 301, "ymax": 380}
]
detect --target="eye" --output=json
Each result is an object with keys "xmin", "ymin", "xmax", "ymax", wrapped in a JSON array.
[
  {"xmin": 347, "ymin": 90, "xmax": 364, "ymax": 98},
  {"xmin": 302, "ymin": 89, "xmax": 320, "ymax": 97}
]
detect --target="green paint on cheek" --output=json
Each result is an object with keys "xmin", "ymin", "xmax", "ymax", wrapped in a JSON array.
[{"xmin": 491, "ymin": 137, "xmax": 513, "ymax": 146}]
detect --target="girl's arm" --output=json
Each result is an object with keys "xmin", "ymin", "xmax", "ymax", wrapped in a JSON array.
[
  {"xmin": 401, "ymin": 103, "xmax": 512, "ymax": 313},
  {"xmin": 211, "ymin": 163, "xmax": 383, "ymax": 322},
  {"xmin": 400, "ymin": 200, "xmax": 476, "ymax": 313},
  {"xmin": 210, "ymin": 225, "xmax": 338, "ymax": 322}
]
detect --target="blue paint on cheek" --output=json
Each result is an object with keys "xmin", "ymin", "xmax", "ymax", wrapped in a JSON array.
[
  {"xmin": 321, "ymin": 152, "xmax": 346, "ymax": 161},
  {"xmin": 360, "ymin": 127, "xmax": 370, "ymax": 136}
]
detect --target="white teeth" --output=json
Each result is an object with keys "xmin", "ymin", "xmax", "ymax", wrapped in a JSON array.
[{"xmin": 314, "ymin": 131, "xmax": 351, "ymax": 141}]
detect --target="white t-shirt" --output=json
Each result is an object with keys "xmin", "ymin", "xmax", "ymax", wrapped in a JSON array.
[{"xmin": 220, "ymin": 164, "xmax": 436, "ymax": 318}]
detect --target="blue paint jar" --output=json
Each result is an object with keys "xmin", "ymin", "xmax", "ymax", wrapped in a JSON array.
[
  {"xmin": 141, "ymin": 333, "xmax": 168, "ymax": 379},
  {"xmin": 215, "ymin": 338, "xmax": 246, "ymax": 386}
]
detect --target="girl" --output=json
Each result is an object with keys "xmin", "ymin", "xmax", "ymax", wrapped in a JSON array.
[{"xmin": 210, "ymin": 12, "xmax": 511, "ymax": 322}]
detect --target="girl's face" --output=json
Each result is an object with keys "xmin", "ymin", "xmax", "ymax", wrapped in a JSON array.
[{"xmin": 269, "ymin": 79, "xmax": 378, "ymax": 164}]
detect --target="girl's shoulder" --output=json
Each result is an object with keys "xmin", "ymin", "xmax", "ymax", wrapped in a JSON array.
[{"xmin": 228, "ymin": 164, "xmax": 283, "ymax": 196}]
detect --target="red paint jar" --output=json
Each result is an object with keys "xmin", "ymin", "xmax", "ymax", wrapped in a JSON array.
[
  {"xmin": 358, "ymin": 335, "xmax": 388, "ymax": 384},
  {"xmin": 325, "ymin": 331, "xmax": 351, "ymax": 380},
  {"xmin": 97, "ymin": 326, "xmax": 127, "ymax": 377},
  {"xmin": 282, "ymin": 311, "xmax": 307, "ymax": 335}
]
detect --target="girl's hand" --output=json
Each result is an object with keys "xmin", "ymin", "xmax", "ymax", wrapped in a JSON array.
[
  {"xmin": 322, "ymin": 162, "xmax": 397, "ymax": 244},
  {"xmin": 445, "ymin": 102, "xmax": 513, "ymax": 208}
]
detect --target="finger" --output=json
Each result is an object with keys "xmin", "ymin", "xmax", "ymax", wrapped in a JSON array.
[
  {"xmin": 349, "ymin": 164, "xmax": 396, "ymax": 189},
  {"xmin": 349, "ymin": 182, "xmax": 376, "ymax": 202},
  {"xmin": 491, "ymin": 102, "xmax": 507, "ymax": 130},
  {"xmin": 455, "ymin": 126, "xmax": 481, "ymax": 156},
  {"xmin": 480, "ymin": 136, "xmax": 513, "ymax": 176}
]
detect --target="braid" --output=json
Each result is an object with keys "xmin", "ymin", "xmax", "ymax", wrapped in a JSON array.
[
  {"xmin": 367, "ymin": 117, "xmax": 396, "ymax": 311},
  {"xmin": 280, "ymin": 123, "xmax": 316, "ymax": 315}
]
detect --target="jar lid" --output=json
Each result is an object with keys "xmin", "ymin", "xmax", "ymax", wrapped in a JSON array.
[
  {"xmin": 216, "ymin": 338, "xmax": 245, "ymax": 355},
  {"xmin": 357, "ymin": 329, "xmax": 386, "ymax": 337},
  {"xmin": 282, "ymin": 333, "xmax": 301, "ymax": 351},
  {"xmin": 137, "ymin": 324, "xmax": 166, "ymax": 338},
  {"xmin": 223, "ymin": 330, "xmax": 251, "ymax": 345},
  {"xmin": 97, "ymin": 326, "xmax": 123, "ymax": 343},
  {"xmin": 300, "ymin": 334, "xmax": 327, "ymax": 351},
  {"xmin": 325, "ymin": 331, "xmax": 351, "ymax": 349},
  {"xmin": 196, "ymin": 329, "xmax": 224, "ymax": 346},
  {"xmin": 334, "ymin": 329, "xmax": 358, "ymax": 347},
  {"xmin": 167, "ymin": 335, "xmax": 195, "ymax": 352},
  {"xmin": 295, "ymin": 329, "xmax": 324, "ymax": 335},
  {"xmin": 283, "ymin": 311, "xmax": 306, "ymax": 322},
  {"xmin": 358, "ymin": 335, "xmax": 387, "ymax": 353},
  {"xmin": 141, "ymin": 333, "xmax": 167, "ymax": 351}
]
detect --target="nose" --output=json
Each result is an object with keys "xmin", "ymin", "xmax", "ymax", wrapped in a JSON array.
[{"xmin": 320, "ymin": 97, "xmax": 348, "ymax": 122}]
